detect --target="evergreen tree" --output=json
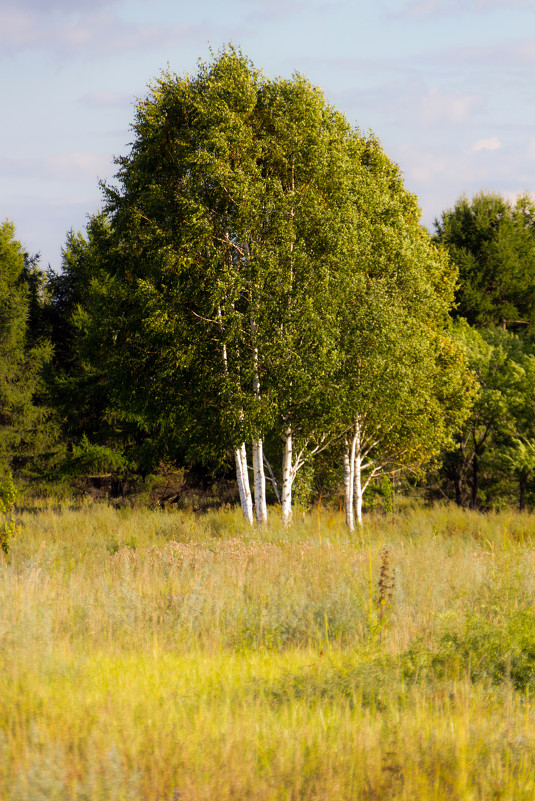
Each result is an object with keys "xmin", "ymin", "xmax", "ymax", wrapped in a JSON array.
[
  {"xmin": 439, "ymin": 322, "xmax": 535, "ymax": 509},
  {"xmin": 434, "ymin": 192, "xmax": 535, "ymax": 333},
  {"xmin": 433, "ymin": 191, "xmax": 535, "ymax": 510},
  {"xmin": 0, "ymin": 221, "xmax": 54, "ymax": 475},
  {"xmin": 44, "ymin": 218, "xmax": 170, "ymax": 478}
]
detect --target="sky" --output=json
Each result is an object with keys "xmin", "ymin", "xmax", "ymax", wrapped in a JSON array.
[{"xmin": 1, "ymin": 0, "xmax": 535, "ymax": 269}]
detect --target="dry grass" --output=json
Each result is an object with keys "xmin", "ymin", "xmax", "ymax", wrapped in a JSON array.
[{"xmin": 3, "ymin": 500, "xmax": 535, "ymax": 799}]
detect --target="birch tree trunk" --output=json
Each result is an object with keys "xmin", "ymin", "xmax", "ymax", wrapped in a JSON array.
[
  {"xmin": 343, "ymin": 449, "xmax": 353, "ymax": 531},
  {"xmin": 343, "ymin": 431, "xmax": 358, "ymax": 531},
  {"xmin": 251, "ymin": 343, "xmax": 268, "ymax": 523},
  {"xmin": 280, "ymin": 162, "xmax": 295, "ymax": 527},
  {"xmin": 235, "ymin": 443, "xmax": 254, "ymax": 525},
  {"xmin": 281, "ymin": 427, "xmax": 294, "ymax": 524},
  {"xmin": 352, "ymin": 420, "xmax": 364, "ymax": 530},
  {"xmin": 252, "ymin": 438, "xmax": 268, "ymax": 523},
  {"xmin": 220, "ymin": 308, "xmax": 254, "ymax": 525},
  {"xmin": 354, "ymin": 451, "xmax": 364, "ymax": 529}
]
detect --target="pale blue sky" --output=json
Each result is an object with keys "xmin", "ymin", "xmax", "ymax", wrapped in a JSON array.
[{"xmin": 1, "ymin": 0, "xmax": 534, "ymax": 268}]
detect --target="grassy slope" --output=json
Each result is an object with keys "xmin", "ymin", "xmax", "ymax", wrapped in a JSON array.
[{"xmin": 3, "ymin": 501, "xmax": 535, "ymax": 799}]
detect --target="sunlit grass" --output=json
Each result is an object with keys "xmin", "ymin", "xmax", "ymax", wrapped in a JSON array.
[{"xmin": 3, "ymin": 500, "xmax": 535, "ymax": 798}]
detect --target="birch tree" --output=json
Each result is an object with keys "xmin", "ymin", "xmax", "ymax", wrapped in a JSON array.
[
  {"xmin": 95, "ymin": 50, "xmax": 273, "ymax": 522},
  {"xmin": 76, "ymin": 48, "xmax": 470, "ymax": 524},
  {"xmin": 334, "ymin": 282, "xmax": 471, "ymax": 529},
  {"xmin": 332, "ymin": 145, "xmax": 474, "ymax": 529},
  {"xmin": 251, "ymin": 76, "xmax": 364, "ymax": 521},
  {"xmin": 89, "ymin": 50, "xmax": 371, "ymax": 523}
]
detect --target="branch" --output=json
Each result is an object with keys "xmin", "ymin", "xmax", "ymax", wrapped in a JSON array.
[
  {"xmin": 185, "ymin": 306, "xmax": 220, "ymax": 325},
  {"xmin": 292, "ymin": 431, "xmax": 340, "ymax": 475},
  {"xmin": 212, "ymin": 231, "xmax": 246, "ymax": 257},
  {"xmin": 360, "ymin": 439, "xmax": 380, "ymax": 459},
  {"xmin": 263, "ymin": 454, "xmax": 281, "ymax": 505},
  {"xmin": 292, "ymin": 444, "xmax": 308, "ymax": 477},
  {"xmin": 362, "ymin": 466, "xmax": 381, "ymax": 493}
]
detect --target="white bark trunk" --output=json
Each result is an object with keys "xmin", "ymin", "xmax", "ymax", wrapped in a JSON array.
[
  {"xmin": 250, "ymin": 342, "xmax": 268, "ymax": 524},
  {"xmin": 252, "ymin": 438, "xmax": 268, "ymax": 524},
  {"xmin": 343, "ymin": 448, "xmax": 354, "ymax": 532},
  {"xmin": 235, "ymin": 444, "xmax": 254, "ymax": 525},
  {"xmin": 355, "ymin": 452, "xmax": 363, "ymax": 529},
  {"xmin": 353, "ymin": 420, "xmax": 364, "ymax": 529},
  {"xmin": 219, "ymin": 306, "xmax": 253, "ymax": 524},
  {"xmin": 281, "ymin": 427, "xmax": 293, "ymax": 524}
]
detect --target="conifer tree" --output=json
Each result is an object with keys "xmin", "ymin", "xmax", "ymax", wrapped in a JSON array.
[
  {"xmin": 434, "ymin": 192, "xmax": 535, "ymax": 333},
  {"xmin": 0, "ymin": 221, "xmax": 54, "ymax": 475}
]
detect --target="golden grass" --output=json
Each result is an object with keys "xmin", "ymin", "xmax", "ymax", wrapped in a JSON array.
[{"xmin": 3, "ymin": 501, "xmax": 535, "ymax": 799}]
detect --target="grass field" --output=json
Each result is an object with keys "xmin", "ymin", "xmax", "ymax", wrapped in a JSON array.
[{"xmin": 3, "ymin": 500, "xmax": 535, "ymax": 799}]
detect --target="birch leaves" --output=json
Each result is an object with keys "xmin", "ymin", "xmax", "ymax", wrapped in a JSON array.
[{"xmin": 94, "ymin": 48, "xmax": 472, "ymax": 525}]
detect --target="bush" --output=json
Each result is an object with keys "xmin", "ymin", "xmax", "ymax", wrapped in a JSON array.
[{"xmin": 0, "ymin": 471, "xmax": 17, "ymax": 555}]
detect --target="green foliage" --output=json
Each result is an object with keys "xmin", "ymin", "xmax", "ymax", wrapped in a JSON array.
[
  {"xmin": 91, "ymin": 49, "xmax": 363, "ymax": 464},
  {"xmin": 334, "ymin": 274, "xmax": 474, "ymax": 522},
  {"xmin": 404, "ymin": 609, "xmax": 535, "ymax": 691},
  {"xmin": 45, "ymin": 221, "xmax": 118, "ymax": 443},
  {"xmin": 60, "ymin": 47, "xmax": 471, "ymax": 523},
  {"xmin": 439, "ymin": 322, "xmax": 535, "ymax": 509},
  {"xmin": 292, "ymin": 460, "xmax": 315, "ymax": 509},
  {"xmin": 61, "ymin": 435, "xmax": 128, "ymax": 478},
  {"xmin": 43, "ymin": 218, "xmax": 180, "ymax": 477},
  {"xmin": 432, "ymin": 191, "xmax": 535, "ymax": 511},
  {"xmin": 0, "ymin": 470, "xmax": 17, "ymax": 555},
  {"xmin": 374, "ymin": 475, "xmax": 395, "ymax": 514},
  {"xmin": 434, "ymin": 191, "xmax": 535, "ymax": 332},
  {"xmin": 0, "ymin": 220, "xmax": 57, "ymax": 476}
]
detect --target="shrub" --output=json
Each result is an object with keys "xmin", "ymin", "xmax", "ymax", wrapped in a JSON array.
[{"xmin": 0, "ymin": 471, "xmax": 17, "ymax": 555}]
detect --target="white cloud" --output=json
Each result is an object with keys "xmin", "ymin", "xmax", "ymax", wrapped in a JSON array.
[
  {"xmin": 528, "ymin": 138, "xmax": 535, "ymax": 159},
  {"xmin": 402, "ymin": 0, "xmax": 535, "ymax": 19},
  {"xmin": 0, "ymin": 9, "xmax": 40, "ymax": 48},
  {"xmin": 0, "ymin": 6, "xmax": 219, "ymax": 57},
  {"xmin": 419, "ymin": 87, "xmax": 481, "ymax": 126},
  {"xmin": 390, "ymin": 136, "xmax": 535, "ymax": 231},
  {"xmin": 470, "ymin": 137, "xmax": 501, "ymax": 152},
  {"xmin": 244, "ymin": 0, "xmax": 327, "ymax": 23},
  {"xmin": 0, "ymin": 152, "xmax": 113, "ymax": 182},
  {"xmin": 407, "ymin": 153, "xmax": 447, "ymax": 182},
  {"xmin": 80, "ymin": 90, "xmax": 132, "ymax": 109},
  {"xmin": 45, "ymin": 152, "xmax": 114, "ymax": 180},
  {"xmin": 305, "ymin": 37, "xmax": 535, "ymax": 80},
  {"xmin": 501, "ymin": 190, "xmax": 535, "ymax": 205},
  {"xmin": 396, "ymin": 144, "xmax": 450, "ymax": 183},
  {"xmin": 446, "ymin": 39, "xmax": 535, "ymax": 69},
  {"xmin": 333, "ymin": 80, "xmax": 483, "ymax": 133},
  {"xmin": 0, "ymin": 0, "xmax": 121, "ymax": 11}
]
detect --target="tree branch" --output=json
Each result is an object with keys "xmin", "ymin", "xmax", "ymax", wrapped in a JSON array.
[{"xmin": 263, "ymin": 454, "xmax": 281, "ymax": 505}]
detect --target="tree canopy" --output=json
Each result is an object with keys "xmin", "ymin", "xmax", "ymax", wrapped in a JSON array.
[
  {"xmin": 434, "ymin": 192, "xmax": 535, "ymax": 333},
  {"xmin": 67, "ymin": 47, "xmax": 471, "ymax": 522},
  {"xmin": 0, "ymin": 49, "xmax": 482, "ymax": 520}
]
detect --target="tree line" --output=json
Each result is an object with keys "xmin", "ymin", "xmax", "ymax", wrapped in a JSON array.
[{"xmin": 2, "ymin": 49, "xmax": 535, "ymax": 520}]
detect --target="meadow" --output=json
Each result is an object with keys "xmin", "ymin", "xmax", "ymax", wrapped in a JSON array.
[{"xmin": 3, "ymin": 500, "xmax": 535, "ymax": 799}]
